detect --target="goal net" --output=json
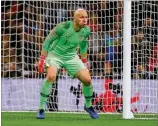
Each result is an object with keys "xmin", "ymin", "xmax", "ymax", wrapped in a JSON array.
[{"xmin": 1, "ymin": 0, "xmax": 158, "ymax": 119}]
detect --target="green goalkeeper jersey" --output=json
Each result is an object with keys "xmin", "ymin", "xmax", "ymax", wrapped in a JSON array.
[{"xmin": 42, "ymin": 21, "xmax": 91, "ymax": 59}]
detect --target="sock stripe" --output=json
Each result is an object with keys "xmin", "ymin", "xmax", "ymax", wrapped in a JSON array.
[
  {"xmin": 85, "ymin": 95, "xmax": 93, "ymax": 99},
  {"xmin": 40, "ymin": 92, "xmax": 49, "ymax": 98}
]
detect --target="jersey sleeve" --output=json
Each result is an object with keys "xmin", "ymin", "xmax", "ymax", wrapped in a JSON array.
[
  {"xmin": 42, "ymin": 22, "xmax": 66, "ymax": 52},
  {"xmin": 79, "ymin": 27, "xmax": 91, "ymax": 56}
]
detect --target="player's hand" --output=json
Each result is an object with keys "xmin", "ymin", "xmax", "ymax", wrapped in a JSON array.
[{"xmin": 38, "ymin": 55, "xmax": 46, "ymax": 74}]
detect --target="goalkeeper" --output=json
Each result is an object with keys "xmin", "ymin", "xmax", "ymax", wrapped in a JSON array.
[{"xmin": 36, "ymin": 9, "xmax": 99, "ymax": 119}]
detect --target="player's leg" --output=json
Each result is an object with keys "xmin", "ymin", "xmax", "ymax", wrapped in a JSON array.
[
  {"xmin": 64, "ymin": 56, "xmax": 98, "ymax": 119},
  {"xmin": 75, "ymin": 69, "xmax": 92, "ymax": 107},
  {"xmin": 39, "ymin": 66, "xmax": 57, "ymax": 110},
  {"xmin": 75, "ymin": 69, "xmax": 99, "ymax": 119},
  {"xmin": 37, "ymin": 66, "xmax": 57, "ymax": 119},
  {"xmin": 37, "ymin": 54, "xmax": 62, "ymax": 119}
]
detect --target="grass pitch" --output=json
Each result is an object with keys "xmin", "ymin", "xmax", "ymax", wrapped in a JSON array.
[{"xmin": 2, "ymin": 112, "xmax": 158, "ymax": 126}]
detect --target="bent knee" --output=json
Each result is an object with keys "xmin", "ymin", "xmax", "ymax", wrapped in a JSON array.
[
  {"xmin": 82, "ymin": 77, "xmax": 92, "ymax": 85},
  {"xmin": 46, "ymin": 75, "xmax": 56, "ymax": 83}
]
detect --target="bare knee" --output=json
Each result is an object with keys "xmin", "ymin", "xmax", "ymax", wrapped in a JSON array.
[
  {"xmin": 82, "ymin": 76, "xmax": 92, "ymax": 85},
  {"xmin": 75, "ymin": 69, "xmax": 92, "ymax": 85},
  {"xmin": 46, "ymin": 66, "xmax": 57, "ymax": 83},
  {"xmin": 46, "ymin": 74, "xmax": 56, "ymax": 83}
]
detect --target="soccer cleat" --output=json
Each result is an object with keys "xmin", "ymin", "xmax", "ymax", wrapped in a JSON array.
[
  {"xmin": 84, "ymin": 106, "xmax": 99, "ymax": 119},
  {"xmin": 36, "ymin": 109, "xmax": 45, "ymax": 119}
]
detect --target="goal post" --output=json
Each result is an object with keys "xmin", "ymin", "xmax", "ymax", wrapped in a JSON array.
[
  {"xmin": 1, "ymin": 0, "xmax": 158, "ymax": 120},
  {"xmin": 123, "ymin": 0, "xmax": 133, "ymax": 119}
]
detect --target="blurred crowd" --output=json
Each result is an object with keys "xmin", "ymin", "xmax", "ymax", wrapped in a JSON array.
[{"xmin": 1, "ymin": 1, "xmax": 158, "ymax": 79}]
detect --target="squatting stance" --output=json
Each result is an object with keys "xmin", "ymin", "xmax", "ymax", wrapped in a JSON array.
[{"xmin": 36, "ymin": 9, "xmax": 99, "ymax": 119}]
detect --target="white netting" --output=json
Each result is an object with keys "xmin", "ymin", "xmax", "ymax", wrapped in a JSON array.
[{"xmin": 1, "ymin": 0, "xmax": 158, "ymax": 119}]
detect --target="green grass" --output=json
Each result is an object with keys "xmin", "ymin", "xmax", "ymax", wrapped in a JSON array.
[{"xmin": 2, "ymin": 112, "xmax": 158, "ymax": 126}]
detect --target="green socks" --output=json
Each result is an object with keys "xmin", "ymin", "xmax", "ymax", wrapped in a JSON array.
[
  {"xmin": 82, "ymin": 84, "xmax": 93, "ymax": 108},
  {"xmin": 39, "ymin": 79, "xmax": 52, "ymax": 110},
  {"xmin": 39, "ymin": 80, "xmax": 93, "ymax": 109}
]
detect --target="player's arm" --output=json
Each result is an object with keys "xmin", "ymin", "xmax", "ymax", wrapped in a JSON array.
[
  {"xmin": 41, "ymin": 30, "xmax": 58, "ymax": 57},
  {"xmin": 79, "ymin": 27, "xmax": 91, "ymax": 63},
  {"xmin": 79, "ymin": 39, "xmax": 88, "ymax": 62},
  {"xmin": 41, "ymin": 23, "xmax": 65, "ymax": 57},
  {"xmin": 38, "ymin": 23, "xmax": 65, "ymax": 73}
]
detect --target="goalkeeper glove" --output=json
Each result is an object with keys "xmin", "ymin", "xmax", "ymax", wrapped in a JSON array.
[{"xmin": 38, "ymin": 55, "xmax": 46, "ymax": 74}]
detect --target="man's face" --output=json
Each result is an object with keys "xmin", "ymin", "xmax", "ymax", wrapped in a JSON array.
[
  {"xmin": 74, "ymin": 10, "xmax": 88, "ymax": 28},
  {"xmin": 137, "ymin": 32, "xmax": 143, "ymax": 41}
]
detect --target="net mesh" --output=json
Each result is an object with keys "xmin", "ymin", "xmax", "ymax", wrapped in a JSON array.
[{"xmin": 1, "ymin": 0, "xmax": 158, "ymax": 119}]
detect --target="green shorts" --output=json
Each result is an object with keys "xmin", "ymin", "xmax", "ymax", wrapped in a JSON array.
[{"xmin": 45, "ymin": 53, "xmax": 86, "ymax": 78}]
